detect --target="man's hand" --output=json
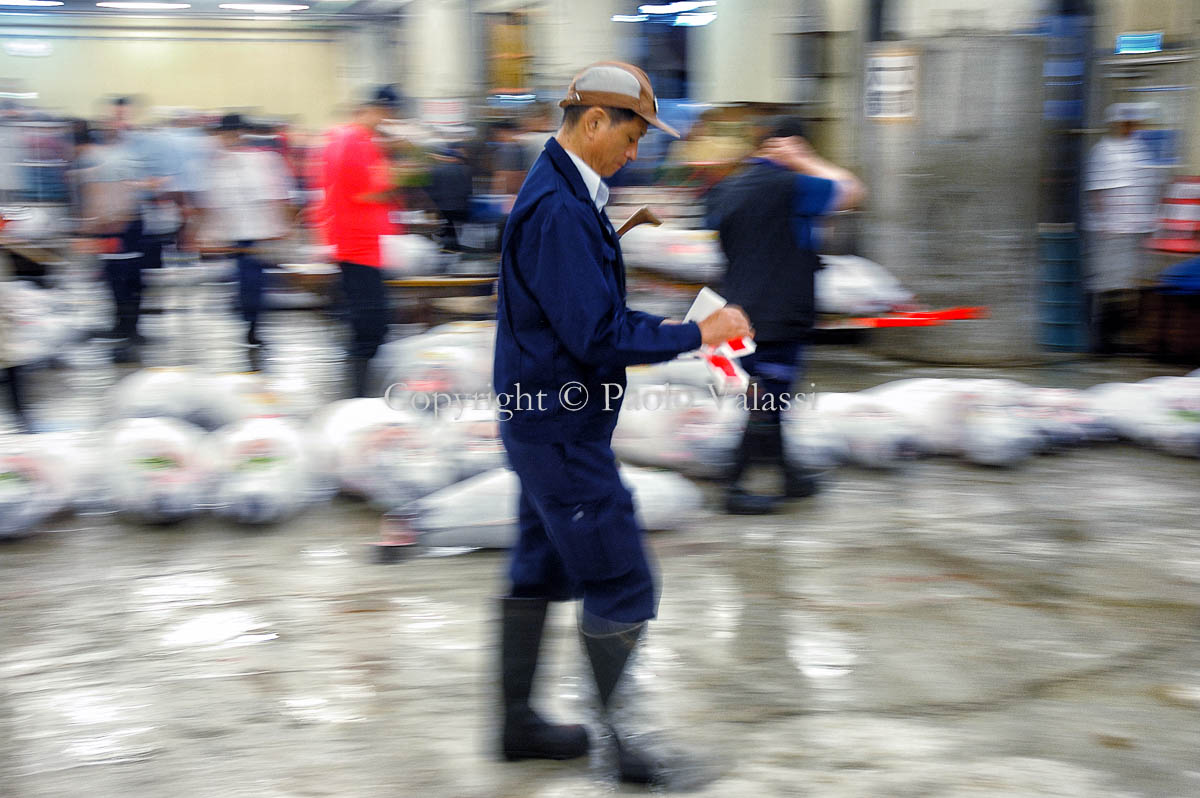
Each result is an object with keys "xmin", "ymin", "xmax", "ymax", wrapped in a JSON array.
[
  {"xmin": 759, "ymin": 137, "xmax": 811, "ymax": 172},
  {"xmin": 760, "ymin": 136, "xmax": 866, "ymax": 210},
  {"xmin": 697, "ymin": 305, "xmax": 752, "ymax": 347}
]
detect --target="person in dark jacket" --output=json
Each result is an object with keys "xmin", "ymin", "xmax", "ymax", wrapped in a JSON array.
[
  {"xmin": 493, "ymin": 61, "xmax": 751, "ymax": 787},
  {"xmin": 706, "ymin": 117, "xmax": 864, "ymax": 514},
  {"xmin": 426, "ymin": 144, "xmax": 472, "ymax": 251}
]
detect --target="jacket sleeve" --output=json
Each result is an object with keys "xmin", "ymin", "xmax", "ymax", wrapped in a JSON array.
[
  {"xmin": 520, "ymin": 203, "xmax": 702, "ymax": 368},
  {"xmin": 625, "ymin": 309, "xmax": 667, "ymax": 327}
]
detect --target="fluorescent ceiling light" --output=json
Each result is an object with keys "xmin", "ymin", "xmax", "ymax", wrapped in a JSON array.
[
  {"xmin": 3, "ymin": 40, "xmax": 52, "ymax": 56},
  {"xmin": 97, "ymin": 1, "xmax": 192, "ymax": 7},
  {"xmin": 612, "ymin": 14, "xmax": 648, "ymax": 22},
  {"xmin": 639, "ymin": 1, "xmax": 714, "ymax": 14},
  {"xmin": 219, "ymin": 2, "xmax": 309, "ymax": 10},
  {"xmin": 0, "ymin": 91, "xmax": 38, "ymax": 99},
  {"xmin": 673, "ymin": 11, "xmax": 716, "ymax": 25},
  {"xmin": 0, "ymin": 0, "xmax": 64, "ymax": 6}
]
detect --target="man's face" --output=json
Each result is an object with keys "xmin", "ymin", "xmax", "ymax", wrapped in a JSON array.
[
  {"xmin": 111, "ymin": 103, "xmax": 132, "ymax": 130},
  {"xmin": 586, "ymin": 112, "xmax": 649, "ymax": 178},
  {"xmin": 360, "ymin": 105, "xmax": 391, "ymax": 131}
]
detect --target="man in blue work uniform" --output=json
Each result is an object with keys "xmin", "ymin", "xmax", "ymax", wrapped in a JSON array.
[
  {"xmin": 706, "ymin": 117, "xmax": 865, "ymax": 514},
  {"xmin": 493, "ymin": 61, "xmax": 751, "ymax": 786}
]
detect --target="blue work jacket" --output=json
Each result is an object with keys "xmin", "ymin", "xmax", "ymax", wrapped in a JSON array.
[{"xmin": 494, "ymin": 136, "xmax": 702, "ymax": 444}]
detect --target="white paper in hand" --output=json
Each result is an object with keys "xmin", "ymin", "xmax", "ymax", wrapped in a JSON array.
[
  {"xmin": 684, "ymin": 287, "xmax": 756, "ymax": 357},
  {"xmin": 684, "ymin": 286, "xmax": 728, "ymax": 323},
  {"xmin": 680, "ymin": 287, "xmax": 756, "ymax": 394}
]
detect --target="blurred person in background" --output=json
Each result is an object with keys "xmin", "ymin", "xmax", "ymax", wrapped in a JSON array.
[
  {"xmin": 493, "ymin": 60, "xmax": 750, "ymax": 789},
  {"xmin": 1, "ymin": 255, "xmax": 29, "ymax": 432},
  {"xmin": 426, "ymin": 143, "xmax": 472, "ymax": 252},
  {"xmin": 194, "ymin": 113, "xmax": 292, "ymax": 359},
  {"xmin": 1083, "ymin": 103, "xmax": 1163, "ymax": 355},
  {"xmin": 706, "ymin": 116, "xmax": 864, "ymax": 515},
  {"xmin": 161, "ymin": 107, "xmax": 214, "ymax": 250},
  {"xmin": 0, "ymin": 101, "xmax": 26, "ymax": 204},
  {"xmin": 321, "ymin": 85, "xmax": 402, "ymax": 397},
  {"xmin": 94, "ymin": 95, "xmax": 181, "ymax": 361},
  {"xmin": 489, "ymin": 119, "xmax": 526, "ymax": 195},
  {"xmin": 515, "ymin": 103, "xmax": 557, "ymax": 171},
  {"xmin": 121, "ymin": 99, "xmax": 183, "ymax": 271}
]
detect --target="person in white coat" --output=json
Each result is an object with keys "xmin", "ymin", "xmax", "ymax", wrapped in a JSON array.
[
  {"xmin": 195, "ymin": 114, "xmax": 292, "ymax": 357},
  {"xmin": 1083, "ymin": 103, "xmax": 1163, "ymax": 354}
]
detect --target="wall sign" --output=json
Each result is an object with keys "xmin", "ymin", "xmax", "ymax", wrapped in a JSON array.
[{"xmin": 865, "ymin": 51, "xmax": 917, "ymax": 120}]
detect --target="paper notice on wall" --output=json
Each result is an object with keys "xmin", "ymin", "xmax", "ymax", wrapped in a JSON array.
[{"xmin": 865, "ymin": 52, "xmax": 917, "ymax": 120}]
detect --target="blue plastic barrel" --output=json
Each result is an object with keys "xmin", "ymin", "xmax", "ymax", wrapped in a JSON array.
[{"xmin": 1038, "ymin": 227, "xmax": 1089, "ymax": 351}]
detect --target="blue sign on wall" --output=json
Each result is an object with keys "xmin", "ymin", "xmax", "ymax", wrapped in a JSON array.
[{"xmin": 1116, "ymin": 32, "xmax": 1164, "ymax": 54}]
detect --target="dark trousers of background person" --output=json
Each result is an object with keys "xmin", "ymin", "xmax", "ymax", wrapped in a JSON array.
[
  {"xmin": 235, "ymin": 241, "xmax": 267, "ymax": 346},
  {"xmin": 741, "ymin": 340, "xmax": 806, "ymax": 425},
  {"xmin": 726, "ymin": 339, "xmax": 816, "ymax": 511},
  {"xmin": 101, "ymin": 218, "xmax": 146, "ymax": 343},
  {"xmin": 1089, "ymin": 289, "xmax": 1138, "ymax": 355},
  {"xmin": 438, "ymin": 209, "xmax": 469, "ymax": 252},
  {"xmin": 138, "ymin": 231, "xmax": 166, "ymax": 270},
  {"xmin": 4, "ymin": 366, "xmax": 28, "ymax": 430},
  {"xmin": 338, "ymin": 261, "xmax": 389, "ymax": 397}
]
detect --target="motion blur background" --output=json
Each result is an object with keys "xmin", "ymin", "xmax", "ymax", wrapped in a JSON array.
[{"xmin": 2, "ymin": 2, "xmax": 1200, "ymax": 798}]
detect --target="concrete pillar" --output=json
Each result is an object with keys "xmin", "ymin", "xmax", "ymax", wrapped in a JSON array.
[
  {"xmin": 689, "ymin": 0, "xmax": 793, "ymax": 104},
  {"xmin": 859, "ymin": 34, "xmax": 1046, "ymax": 364},
  {"xmin": 405, "ymin": 0, "xmax": 475, "ymax": 100},
  {"xmin": 529, "ymin": 0, "xmax": 629, "ymax": 98}
]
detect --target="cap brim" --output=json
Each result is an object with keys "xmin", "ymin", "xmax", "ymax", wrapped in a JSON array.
[{"xmin": 641, "ymin": 112, "xmax": 680, "ymax": 138}]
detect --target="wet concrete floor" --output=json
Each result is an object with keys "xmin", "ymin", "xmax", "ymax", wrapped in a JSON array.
[{"xmin": 2, "ymin": 318, "xmax": 1199, "ymax": 797}]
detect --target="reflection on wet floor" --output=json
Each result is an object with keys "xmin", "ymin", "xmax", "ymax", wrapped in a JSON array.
[{"xmin": 2, "ymin": 308, "xmax": 1199, "ymax": 797}]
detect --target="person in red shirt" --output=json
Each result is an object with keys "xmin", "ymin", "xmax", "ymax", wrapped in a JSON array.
[{"xmin": 322, "ymin": 85, "xmax": 402, "ymax": 396}]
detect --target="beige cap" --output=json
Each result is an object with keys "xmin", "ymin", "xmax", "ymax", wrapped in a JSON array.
[{"xmin": 559, "ymin": 61, "xmax": 680, "ymax": 138}]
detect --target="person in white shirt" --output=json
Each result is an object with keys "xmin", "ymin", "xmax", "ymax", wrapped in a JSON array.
[
  {"xmin": 1083, "ymin": 103, "xmax": 1163, "ymax": 354},
  {"xmin": 196, "ymin": 114, "xmax": 292, "ymax": 353},
  {"xmin": 162, "ymin": 108, "xmax": 215, "ymax": 248}
]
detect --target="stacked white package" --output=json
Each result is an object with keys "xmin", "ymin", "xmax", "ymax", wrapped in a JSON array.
[
  {"xmin": 203, "ymin": 417, "xmax": 318, "ymax": 525},
  {"xmin": 101, "ymin": 417, "xmax": 211, "ymax": 524},
  {"xmin": 306, "ymin": 398, "xmax": 458, "ymax": 508},
  {"xmin": 404, "ymin": 464, "xmax": 705, "ymax": 550}
]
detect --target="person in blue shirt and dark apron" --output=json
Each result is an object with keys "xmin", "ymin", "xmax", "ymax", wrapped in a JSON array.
[
  {"xmin": 492, "ymin": 61, "xmax": 752, "ymax": 788},
  {"xmin": 706, "ymin": 117, "xmax": 865, "ymax": 515}
]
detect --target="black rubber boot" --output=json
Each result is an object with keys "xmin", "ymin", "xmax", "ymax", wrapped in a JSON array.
[
  {"xmin": 122, "ymin": 302, "xmax": 147, "ymax": 346},
  {"xmin": 724, "ymin": 417, "xmax": 779, "ymax": 515},
  {"xmin": 92, "ymin": 322, "xmax": 127, "ymax": 343},
  {"xmin": 500, "ymin": 597, "xmax": 590, "ymax": 762},
  {"xmin": 581, "ymin": 621, "xmax": 718, "ymax": 789},
  {"xmin": 783, "ymin": 467, "xmax": 820, "ymax": 499},
  {"xmin": 762, "ymin": 417, "xmax": 820, "ymax": 499},
  {"xmin": 347, "ymin": 357, "xmax": 371, "ymax": 398},
  {"xmin": 5, "ymin": 366, "xmax": 30, "ymax": 433}
]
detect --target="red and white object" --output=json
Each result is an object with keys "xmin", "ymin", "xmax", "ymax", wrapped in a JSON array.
[
  {"xmin": 1148, "ymin": 177, "xmax": 1200, "ymax": 254},
  {"xmin": 683, "ymin": 287, "xmax": 755, "ymax": 394}
]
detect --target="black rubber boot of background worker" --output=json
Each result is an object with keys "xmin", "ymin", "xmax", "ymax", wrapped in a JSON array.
[
  {"xmin": 762, "ymin": 415, "xmax": 820, "ymax": 499},
  {"xmin": 499, "ymin": 597, "xmax": 590, "ymax": 761},
  {"xmin": 724, "ymin": 415, "xmax": 780, "ymax": 515},
  {"xmin": 347, "ymin": 356, "xmax": 371, "ymax": 398}
]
